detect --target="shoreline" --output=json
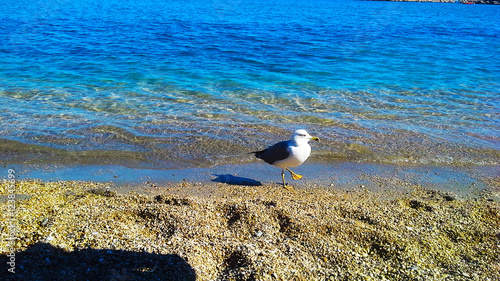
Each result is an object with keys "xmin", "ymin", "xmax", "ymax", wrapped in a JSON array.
[
  {"xmin": 1, "ymin": 178, "xmax": 499, "ymax": 279},
  {"xmin": 5, "ymin": 162, "xmax": 499, "ymax": 199}
]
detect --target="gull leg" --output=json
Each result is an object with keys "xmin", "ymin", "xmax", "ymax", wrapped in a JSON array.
[
  {"xmin": 286, "ymin": 168, "xmax": 303, "ymax": 180},
  {"xmin": 281, "ymin": 170, "xmax": 292, "ymax": 190}
]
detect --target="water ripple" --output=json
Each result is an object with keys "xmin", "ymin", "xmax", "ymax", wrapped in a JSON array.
[{"xmin": 0, "ymin": 0, "xmax": 498, "ymax": 167}]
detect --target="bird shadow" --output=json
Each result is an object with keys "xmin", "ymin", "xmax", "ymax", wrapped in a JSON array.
[
  {"xmin": 211, "ymin": 174, "xmax": 262, "ymax": 186},
  {"xmin": 1, "ymin": 242, "xmax": 196, "ymax": 281}
]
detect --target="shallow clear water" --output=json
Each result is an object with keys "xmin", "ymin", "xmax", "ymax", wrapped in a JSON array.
[{"xmin": 0, "ymin": 0, "xmax": 499, "ymax": 168}]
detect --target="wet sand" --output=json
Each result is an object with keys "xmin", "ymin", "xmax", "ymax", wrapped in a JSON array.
[
  {"xmin": 7, "ymin": 162, "xmax": 499, "ymax": 197},
  {"xmin": 1, "ymin": 173, "xmax": 499, "ymax": 280}
]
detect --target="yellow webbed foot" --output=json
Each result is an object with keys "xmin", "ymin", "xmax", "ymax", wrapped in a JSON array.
[{"xmin": 286, "ymin": 168, "xmax": 303, "ymax": 180}]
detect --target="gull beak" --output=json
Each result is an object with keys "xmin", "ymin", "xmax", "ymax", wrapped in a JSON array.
[{"xmin": 311, "ymin": 136, "xmax": 320, "ymax": 142}]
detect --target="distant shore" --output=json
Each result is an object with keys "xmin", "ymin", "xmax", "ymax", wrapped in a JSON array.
[{"xmin": 366, "ymin": 0, "xmax": 500, "ymax": 4}]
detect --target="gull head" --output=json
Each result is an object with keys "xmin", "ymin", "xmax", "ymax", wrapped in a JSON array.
[{"xmin": 291, "ymin": 129, "xmax": 320, "ymax": 144}]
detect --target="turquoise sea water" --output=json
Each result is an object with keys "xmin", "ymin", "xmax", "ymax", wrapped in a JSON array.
[{"xmin": 0, "ymin": 0, "xmax": 499, "ymax": 168}]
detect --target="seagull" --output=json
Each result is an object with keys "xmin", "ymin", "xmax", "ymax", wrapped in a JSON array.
[{"xmin": 252, "ymin": 129, "xmax": 319, "ymax": 189}]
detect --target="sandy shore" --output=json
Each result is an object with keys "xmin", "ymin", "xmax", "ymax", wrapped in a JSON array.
[{"xmin": 1, "ymin": 178, "xmax": 499, "ymax": 280}]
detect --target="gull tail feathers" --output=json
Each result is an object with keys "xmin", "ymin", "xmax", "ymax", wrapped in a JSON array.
[{"xmin": 249, "ymin": 150, "xmax": 266, "ymax": 158}]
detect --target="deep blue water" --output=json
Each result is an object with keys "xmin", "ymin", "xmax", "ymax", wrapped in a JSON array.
[{"xmin": 0, "ymin": 0, "xmax": 499, "ymax": 167}]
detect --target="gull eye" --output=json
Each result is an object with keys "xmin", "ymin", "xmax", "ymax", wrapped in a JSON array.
[{"xmin": 298, "ymin": 134, "xmax": 306, "ymax": 137}]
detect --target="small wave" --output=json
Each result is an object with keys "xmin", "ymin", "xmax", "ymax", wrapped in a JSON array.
[{"xmin": 1, "ymin": 122, "xmax": 498, "ymax": 169}]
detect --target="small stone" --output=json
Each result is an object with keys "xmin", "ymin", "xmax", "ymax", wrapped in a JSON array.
[{"xmin": 443, "ymin": 195, "xmax": 455, "ymax": 201}]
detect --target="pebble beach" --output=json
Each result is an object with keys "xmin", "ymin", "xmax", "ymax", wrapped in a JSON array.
[
  {"xmin": 1, "ymin": 177, "xmax": 499, "ymax": 280},
  {"xmin": 1, "ymin": 0, "xmax": 499, "ymax": 280}
]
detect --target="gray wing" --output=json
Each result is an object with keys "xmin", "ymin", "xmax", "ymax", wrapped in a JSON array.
[{"xmin": 253, "ymin": 141, "xmax": 290, "ymax": 165}]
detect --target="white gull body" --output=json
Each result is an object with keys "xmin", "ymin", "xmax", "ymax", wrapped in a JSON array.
[{"xmin": 253, "ymin": 129, "xmax": 319, "ymax": 188}]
